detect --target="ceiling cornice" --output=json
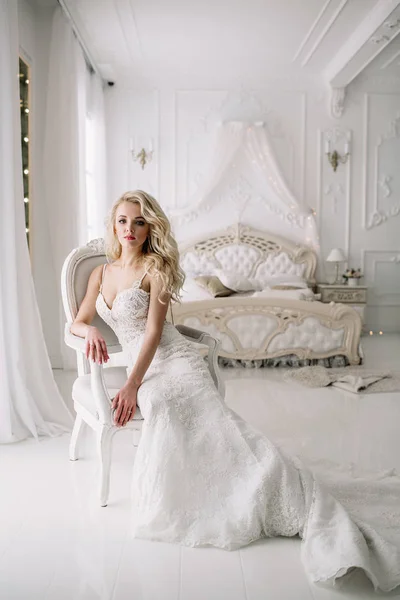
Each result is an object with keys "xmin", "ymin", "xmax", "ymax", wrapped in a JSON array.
[
  {"xmin": 114, "ymin": 0, "xmax": 143, "ymax": 62},
  {"xmin": 292, "ymin": 0, "xmax": 349, "ymax": 67},
  {"xmin": 325, "ymin": 0, "xmax": 400, "ymax": 89}
]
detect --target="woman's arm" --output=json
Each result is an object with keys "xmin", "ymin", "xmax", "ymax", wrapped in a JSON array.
[
  {"xmin": 127, "ymin": 273, "xmax": 170, "ymax": 387},
  {"xmin": 70, "ymin": 264, "xmax": 103, "ymax": 337},
  {"xmin": 112, "ymin": 273, "xmax": 170, "ymax": 427},
  {"xmin": 70, "ymin": 264, "xmax": 109, "ymax": 363}
]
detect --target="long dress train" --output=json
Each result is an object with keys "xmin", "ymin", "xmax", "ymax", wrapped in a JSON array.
[{"xmin": 96, "ymin": 272, "xmax": 400, "ymax": 593}]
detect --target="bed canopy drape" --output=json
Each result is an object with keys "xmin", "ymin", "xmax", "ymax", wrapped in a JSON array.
[{"xmin": 170, "ymin": 121, "xmax": 318, "ymax": 249}]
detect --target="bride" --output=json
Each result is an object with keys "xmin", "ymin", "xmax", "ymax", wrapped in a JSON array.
[{"xmin": 70, "ymin": 190, "xmax": 400, "ymax": 593}]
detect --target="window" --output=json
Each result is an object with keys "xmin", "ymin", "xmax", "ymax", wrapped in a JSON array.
[
  {"xmin": 85, "ymin": 114, "xmax": 96, "ymax": 241},
  {"xmin": 19, "ymin": 57, "xmax": 30, "ymax": 249}
]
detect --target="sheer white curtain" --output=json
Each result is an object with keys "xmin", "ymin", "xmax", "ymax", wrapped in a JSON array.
[
  {"xmin": 170, "ymin": 121, "xmax": 318, "ymax": 248},
  {"xmin": 0, "ymin": 0, "xmax": 73, "ymax": 443},
  {"xmin": 170, "ymin": 121, "xmax": 245, "ymax": 216},
  {"xmin": 246, "ymin": 122, "xmax": 301, "ymax": 211},
  {"xmin": 246, "ymin": 123, "xmax": 318, "ymax": 247},
  {"xmin": 86, "ymin": 72, "xmax": 108, "ymax": 240},
  {"xmin": 43, "ymin": 6, "xmax": 88, "ymax": 369}
]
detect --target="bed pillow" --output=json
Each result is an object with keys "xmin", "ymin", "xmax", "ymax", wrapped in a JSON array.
[
  {"xmin": 194, "ymin": 275, "xmax": 235, "ymax": 297},
  {"xmin": 180, "ymin": 278, "xmax": 217, "ymax": 301},
  {"xmin": 214, "ymin": 269, "xmax": 261, "ymax": 292},
  {"xmin": 262, "ymin": 275, "xmax": 309, "ymax": 289}
]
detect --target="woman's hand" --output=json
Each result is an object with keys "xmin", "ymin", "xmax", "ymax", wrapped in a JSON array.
[
  {"xmin": 112, "ymin": 382, "xmax": 138, "ymax": 428},
  {"xmin": 85, "ymin": 326, "xmax": 109, "ymax": 364}
]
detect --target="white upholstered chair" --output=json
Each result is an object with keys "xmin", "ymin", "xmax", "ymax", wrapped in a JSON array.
[{"xmin": 61, "ymin": 238, "xmax": 225, "ymax": 507}]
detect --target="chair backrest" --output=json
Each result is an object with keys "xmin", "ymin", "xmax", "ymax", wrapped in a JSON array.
[
  {"xmin": 61, "ymin": 238, "xmax": 119, "ymax": 347},
  {"xmin": 62, "ymin": 238, "xmax": 224, "ymax": 397}
]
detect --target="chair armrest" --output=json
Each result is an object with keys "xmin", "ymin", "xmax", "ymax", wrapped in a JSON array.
[
  {"xmin": 64, "ymin": 323, "xmax": 122, "ymax": 354},
  {"xmin": 175, "ymin": 323, "xmax": 210, "ymax": 344},
  {"xmin": 175, "ymin": 324, "xmax": 225, "ymax": 399}
]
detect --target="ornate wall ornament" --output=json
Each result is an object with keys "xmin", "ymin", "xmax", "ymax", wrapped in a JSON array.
[
  {"xmin": 384, "ymin": 18, "xmax": 400, "ymax": 29},
  {"xmin": 367, "ymin": 204, "xmax": 400, "ymax": 229},
  {"xmin": 378, "ymin": 175, "xmax": 392, "ymax": 198},
  {"xmin": 381, "ymin": 114, "xmax": 400, "ymax": 141},
  {"xmin": 365, "ymin": 111, "xmax": 400, "ymax": 230},
  {"xmin": 199, "ymin": 89, "xmax": 279, "ymax": 133},
  {"xmin": 330, "ymin": 87, "xmax": 346, "ymax": 119},
  {"xmin": 324, "ymin": 183, "xmax": 344, "ymax": 214},
  {"xmin": 324, "ymin": 127, "xmax": 349, "ymax": 145},
  {"xmin": 369, "ymin": 34, "xmax": 390, "ymax": 44}
]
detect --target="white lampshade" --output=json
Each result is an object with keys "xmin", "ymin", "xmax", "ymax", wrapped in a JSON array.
[{"xmin": 326, "ymin": 248, "xmax": 346, "ymax": 263}]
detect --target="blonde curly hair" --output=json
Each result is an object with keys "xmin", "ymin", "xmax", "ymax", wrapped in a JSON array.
[{"xmin": 105, "ymin": 190, "xmax": 185, "ymax": 304}]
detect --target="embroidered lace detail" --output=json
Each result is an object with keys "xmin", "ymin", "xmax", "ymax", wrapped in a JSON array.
[
  {"xmin": 96, "ymin": 282, "xmax": 150, "ymax": 346},
  {"xmin": 95, "ymin": 285, "xmax": 400, "ymax": 592}
]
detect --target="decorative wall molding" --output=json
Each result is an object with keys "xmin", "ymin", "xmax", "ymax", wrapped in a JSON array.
[
  {"xmin": 378, "ymin": 175, "xmax": 392, "ymax": 198},
  {"xmin": 329, "ymin": 87, "xmax": 346, "ymax": 118},
  {"xmin": 168, "ymin": 174, "xmax": 308, "ymax": 230},
  {"xmin": 363, "ymin": 95, "xmax": 400, "ymax": 229},
  {"xmin": 361, "ymin": 249, "xmax": 400, "ymax": 305},
  {"xmin": 369, "ymin": 34, "xmax": 391, "ymax": 45},
  {"xmin": 292, "ymin": 0, "xmax": 349, "ymax": 66},
  {"xmin": 115, "ymin": 0, "xmax": 143, "ymax": 61},
  {"xmin": 381, "ymin": 48, "xmax": 400, "ymax": 69},
  {"xmin": 324, "ymin": 183, "xmax": 344, "ymax": 214},
  {"xmin": 174, "ymin": 89, "xmax": 306, "ymax": 209},
  {"xmin": 318, "ymin": 128, "xmax": 351, "ymax": 256},
  {"xmin": 325, "ymin": 0, "xmax": 400, "ymax": 89}
]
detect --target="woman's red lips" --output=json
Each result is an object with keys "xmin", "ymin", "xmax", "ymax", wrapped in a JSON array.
[{"xmin": 125, "ymin": 236, "xmax": 135, "ymax": 240}]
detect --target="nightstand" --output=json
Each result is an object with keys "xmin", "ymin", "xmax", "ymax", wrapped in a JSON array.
[{"xmin": 316, "ymin": 283, "xmax": 367, "ymax": 326}]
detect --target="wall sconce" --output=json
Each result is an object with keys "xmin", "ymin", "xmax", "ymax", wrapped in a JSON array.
[
  {"xmin": 130, "ymin": 138, "xmax": 154, "ymax": 170},
  {"xmin": 325, "ymin": 139, "xmax": 350, "ymax": 172}
]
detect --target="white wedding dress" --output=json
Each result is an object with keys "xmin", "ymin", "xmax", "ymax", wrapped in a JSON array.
[{"xmin": 96, "ymin": 269, "xmax": 400, "ymax": 593}]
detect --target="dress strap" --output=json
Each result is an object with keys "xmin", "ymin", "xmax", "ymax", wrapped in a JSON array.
[
  {"xmin": 99, "ymin": 263, "xmax": 107, "ymax": 293},
  {"xmin": 138, "ymin": 268, "xmax": 149, "ymax": 289}
]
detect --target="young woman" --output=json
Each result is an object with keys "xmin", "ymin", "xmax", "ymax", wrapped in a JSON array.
[{"xmin": 71, "ymin": 190, "xmax": 399, "ymax": 592}]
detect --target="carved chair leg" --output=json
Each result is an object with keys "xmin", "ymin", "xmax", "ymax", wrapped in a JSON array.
[
  {"xmin": 97, "ymin": 426, "xmax": 114, "ymax": 507},
  {"xmin": 69, "ymin": 414, "xmax": 85, "ymax": 461}
]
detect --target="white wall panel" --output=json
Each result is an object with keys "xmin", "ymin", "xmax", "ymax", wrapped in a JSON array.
[
  {"xmin": 363, "ymin": 93, "xmax": 400, "ymax": 231},
  {"xmin": 174, "ymin": 90, "xmax": 306, "ymax": 210},
  {"xmin": 104, "ymin": 76, "xmax": 400, "ymax": 332}
]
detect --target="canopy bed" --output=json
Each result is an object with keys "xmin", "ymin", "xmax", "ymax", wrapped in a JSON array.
[
  {"xmin": 172, "ymin": 224, "xmax": 362, "ymax": 367},
  {"xmin": 168, "ymin": 122, "xmax": 362, "ymax": 367}
]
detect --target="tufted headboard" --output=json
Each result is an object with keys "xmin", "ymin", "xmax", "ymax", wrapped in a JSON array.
[{"xmin": 179, "ymin": 224, "xmax": 317, "ymax": 286}]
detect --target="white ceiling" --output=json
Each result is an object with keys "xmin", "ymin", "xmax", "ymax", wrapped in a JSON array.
[{"xmin": 60, "ymin": 0, "xmax": 400, "ymax": 88}]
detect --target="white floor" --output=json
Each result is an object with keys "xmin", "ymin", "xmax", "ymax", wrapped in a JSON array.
[{"xmin": 1, "ymin": 334, "xmax": 400, "ymax": 600}]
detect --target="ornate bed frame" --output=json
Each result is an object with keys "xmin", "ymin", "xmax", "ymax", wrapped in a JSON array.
[{"xmin": 172, "ymin": 224, "xmax": 362, "ymax": 366}]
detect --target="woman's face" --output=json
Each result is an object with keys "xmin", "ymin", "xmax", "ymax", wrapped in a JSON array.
[{"xmin": 114, "ymin": 201, "xmax": 150, "ymax": 251}]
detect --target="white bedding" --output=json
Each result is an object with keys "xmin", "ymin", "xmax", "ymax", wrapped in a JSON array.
[
  {"xmin": 251, "ymin": 287, "xmax": 316, "ymax": 301},
  {"xmin": 179, "ymin": 278, "xmax": 317, "ymax": 303}
]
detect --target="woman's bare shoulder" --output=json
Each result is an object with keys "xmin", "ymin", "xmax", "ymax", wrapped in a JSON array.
[
  {"xmin": 91, "ymin": 263, "xmax": 105, "ymax": 277},
  {"xmin": 88, "ymin": 263, "xmax": 106, "ymax": 287}
]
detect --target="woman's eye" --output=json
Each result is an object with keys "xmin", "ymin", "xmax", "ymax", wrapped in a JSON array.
[
  {"xmin": 136, "ymin": 221, "xmax": 145, "ymax": 226},
  {"xmin": 118, "ymin": 219, "xmax": 126, "ymax": 224}
]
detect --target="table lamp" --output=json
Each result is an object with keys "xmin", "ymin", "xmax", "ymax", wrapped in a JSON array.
[{"xmin": 326, "ymin": 248, "xmax": 346, "ymax": 284}]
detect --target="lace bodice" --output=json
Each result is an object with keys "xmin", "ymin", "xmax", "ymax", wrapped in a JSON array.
[
  {"xmin": 95, "ymin": 264, "xmax": 193, "ymax": 365},
  {"xmin": 96, "ymin": 280, "xmax": 151, "ymax": 346}
]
